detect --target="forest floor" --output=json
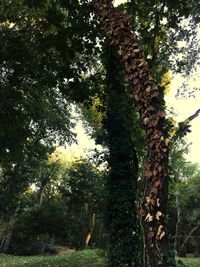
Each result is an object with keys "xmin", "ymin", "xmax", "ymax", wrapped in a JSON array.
[
  {"xmin": 0, "ymin": 250, "xmax": 199, "ymax": 267},
  {"xmin": 0, "ymin": 249, "xmax": 105, "ymax": 267}
]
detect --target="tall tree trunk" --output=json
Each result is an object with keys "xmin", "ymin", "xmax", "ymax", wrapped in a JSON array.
[
  {"xmin": 92, "ymin": 1, "xmax": 175, "ymax": 266},
  {"xmin": 103, "ymin": 44, "xmax": 140, "ymax": 267}
]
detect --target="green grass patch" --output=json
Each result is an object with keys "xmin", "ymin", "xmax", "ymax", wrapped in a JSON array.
[
  {"xmin": 1, "ymin": 250, "xmax": 200, "ymax": 267},
  {"xmin": 177, "ymin": 255, "xmax": 200, "ymax": 267},
  {"xmin": 0, "ymin": 249, "xmax": 106, "ymax": 267}
]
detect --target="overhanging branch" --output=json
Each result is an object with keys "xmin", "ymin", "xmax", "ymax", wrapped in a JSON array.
[
  {"xmin": 187, "ymin": 107, "xmax": 200, "ymax": 122},
  {"xmin": 171, "ymin": 107, "xmax": 200, "ymax": 144}
]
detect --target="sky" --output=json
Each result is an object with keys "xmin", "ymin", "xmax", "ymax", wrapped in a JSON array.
[
  {"xmin": 165, "ymin": 74, "xmax": 200, "ymax": 164},
  {"xmin": 114, "ymin": 0, "xmax": 127, "ymax": 5},
  {"xmin": 61, "ymin": 0, "xmax": 200, "ymax": 165}
]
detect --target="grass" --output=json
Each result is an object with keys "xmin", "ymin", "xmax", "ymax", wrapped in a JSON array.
[
  {"xmin": 0, "ymin": 250, "xmax": 200, "ymax": 267},
  {"xmin": 0, "ymin": 249, "xmax": 106, "ymax": 267},
  {"xmin": 177, "ymin": 255, "xmax": 200, "ymax": 267}
]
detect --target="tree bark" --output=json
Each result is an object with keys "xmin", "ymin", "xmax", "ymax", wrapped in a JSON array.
[{"xmin": 92, "ymin": 1, "xmax": 175, "ymax": 266}]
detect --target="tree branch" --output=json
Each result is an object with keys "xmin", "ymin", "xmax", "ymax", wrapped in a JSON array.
[
  {"xmin": 180, "ymin": 221, "xmax": 200, "ymax": 252},
  {"xmin": 187, "ymin": 107, "xmax": 200, "ymax": 122},
  {"xmin": 171, "ymin": 107, "xmax": 200, "ymax": 144}
]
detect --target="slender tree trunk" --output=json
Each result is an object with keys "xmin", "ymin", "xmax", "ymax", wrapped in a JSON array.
[
  {"xmin": 85, "ymin": 213, "xmax": 96, "ymax": 247},
  {"xmin": 98, "ymin": 222, "xmax": 103, "ymax": 248},
  {"xmin": 174, "ymin": 194, "xmax": 181, "ymax": 252},
  {"xmin": 38, "ymin": 187, "xmax": 45, "ymax": 207},
  {"xmin": 92, "ymin": 1, "xmax": 175, "ymax": 266}
]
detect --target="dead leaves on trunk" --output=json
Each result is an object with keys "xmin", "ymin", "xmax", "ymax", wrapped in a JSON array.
[{"xmin": 92, "ymin": 0, "xmax": 168, "ymax": 248}]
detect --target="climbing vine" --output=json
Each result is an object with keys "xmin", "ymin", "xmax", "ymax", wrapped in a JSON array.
[{"xmin": 92, "ymin": 1, "xmax": 176, "ymax": 266}]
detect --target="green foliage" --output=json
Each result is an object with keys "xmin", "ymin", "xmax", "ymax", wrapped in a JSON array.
[
  {"xmin": 60, "ymin": 159, "xmax": 106, "ymax": 214},
  {"xmin": 0, "ymin": 0, "xmax": 75, "ymax": 219},
  {"xmin": 168, "ymin": 160, "xmax": 200, "ymax": 256},
  {"xmin": 177, "ymin": 165, "xmax": 200, "ymax": 222},
  {"xmin": 59, "ymin": 159, "xmax": 107, "ymax": 249},
  {"xmin": 8, "ymin": 158, "xmax": 107, "ymax": 255},
  {"xmin": 10, "ymin": 202, "xmax": 67, "ymax": 255},
  {"xmin": 0, "ymin": 0, "xmax": 102, "ymax": 220},
  {"xmin": 124, "ymin": 0, "xmax": 200, "ymax": 78}
]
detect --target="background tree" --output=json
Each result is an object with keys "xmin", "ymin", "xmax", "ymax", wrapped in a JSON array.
[
  {"xmin": 170, "ymin": 163, "xmax": 200, "ymax": 257},
  {"xmin": 0, "ymin": 0, "xmax": 98, "ymax": 252},
  {"xmin": 59, "ymin": 159, "xmax": 107, "ymax": 249}
]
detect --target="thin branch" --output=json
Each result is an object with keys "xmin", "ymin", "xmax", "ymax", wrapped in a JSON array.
[
  {"xmin": 187, "ymin": 107, "xmax": 200, "ymax": 122},
  {"xmin": 180, "ymin": 221, "xmax": 200, "ymax": 252},
  {"xmin": 171, "ymin": 107, "xmax": 200, "ymax": 144}
]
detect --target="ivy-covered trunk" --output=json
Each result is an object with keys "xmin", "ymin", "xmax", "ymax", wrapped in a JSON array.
[
  {"xmin": 92, "ymin": 1, "xmax": 176, "ymax": 266},
  {"xmin": 104, "ymin": 44, "xmax": 140, "ymax": 267}
]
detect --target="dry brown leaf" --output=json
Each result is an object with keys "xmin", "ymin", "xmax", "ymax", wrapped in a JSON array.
[
  {"xmin": 154, "ymin": 180, "xmax": 161, "ymax": 187},
  {"xmin": 143, "ymin": 117, "xmax": 149, "ymax": 125},
  {"xmin": 145, "ymin": 213, "xmax": 153, "ymax": 222},
  {"xmin": 159, "ymin": 231, "xmax": 165, "ymax": 240},
  {"xmin": 156, "ymin": 211, "xmax": 162, "ymax": 220},
  {"xmin": 146, "ymin": 197, "xmax": 151, "ymax": 203}
]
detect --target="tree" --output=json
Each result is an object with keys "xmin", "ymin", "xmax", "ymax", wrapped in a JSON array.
[
  {"xmin": 80, "ymin": 36, "xmax": 146, "ymax": 266},
  {"xmin": 102, "ymin": 44, "xmax": 142, "ymax": 266},
  {"xmin": 92, "ymin": 1, "xmax": 173, "ymax": 266},
  {"xmin": 91, "ymin": 1, "xmax": 199, "ymax": 266},
  {"xmin": 59, "ymin": 159, "xmax": 106, "ymax": 249},
  {"xmin": 1, "ymin": 0, "xmax": 199, "ymax": 264},
  {"xmin": 10, "ymin": 201, "xmax": 68, "ymax": 255},
  {"xmin": 172, "ymin": 164, "xmax": 200, "ymax": 257},
  {"xmin": 0, "ymin": 0, "xmax": 102, "ymax": 254},
  {"xmin": 0, "ymin": 0, "xmax": 99, "ymax": 221}
]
